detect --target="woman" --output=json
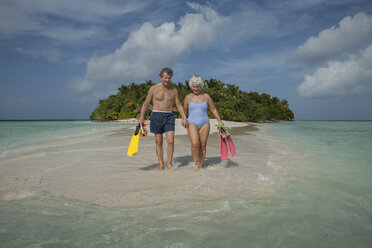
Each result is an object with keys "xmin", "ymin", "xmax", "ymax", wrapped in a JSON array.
[{"xmin": 184, "ymin": 75, "xmax": 224, "ymax": 170}]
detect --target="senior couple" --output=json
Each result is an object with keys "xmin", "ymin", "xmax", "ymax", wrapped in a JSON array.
[{"xmin": 139, "ymin": 67, "xmax": 224, "ymax": 171}]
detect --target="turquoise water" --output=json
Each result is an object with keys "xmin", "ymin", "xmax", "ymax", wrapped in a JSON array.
[
  {"xmin": 0, "ymin": 121, "xmax": 371, "ymax": 247},
  {"xmin": 0, "ymin": 120, "xmax": 124, "ymax": 154},
  {"xmin": 261, "ymin": 121, "xmax": 372, "ymax": 247}
]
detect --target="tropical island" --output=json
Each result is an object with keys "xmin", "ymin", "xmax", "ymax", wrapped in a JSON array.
[{"xmin": 90, "ymin": 79, "xmax": 294, "ymax": 122}]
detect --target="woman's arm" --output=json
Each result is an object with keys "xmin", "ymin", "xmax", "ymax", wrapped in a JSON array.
[{"xmin": 207, "ymin": 94, "xmax": 224, "ymax": 126}]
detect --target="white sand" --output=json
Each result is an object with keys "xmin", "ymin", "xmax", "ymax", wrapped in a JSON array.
[
  {"xmin": 0, "ymin": 120, "xmax": 300, "ymax": 207},
  {"xmin": 117, "ymin": 118, "xmax": 249, "ymax": 136}
]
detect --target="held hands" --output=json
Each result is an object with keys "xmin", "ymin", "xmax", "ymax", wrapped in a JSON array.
[{"xmin": 181, "ymin": 117, "xmax": 188, "ymax": 128}]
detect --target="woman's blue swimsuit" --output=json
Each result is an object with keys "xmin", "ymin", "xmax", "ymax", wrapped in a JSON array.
[{"xmin": 187, "ymin": 95, "xmax": 209, "ymax": 129}]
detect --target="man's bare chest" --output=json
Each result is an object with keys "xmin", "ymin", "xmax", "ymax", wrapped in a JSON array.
[{"xmin": 153, "ymin": 90, "xmax": 174, "ymax": 102}]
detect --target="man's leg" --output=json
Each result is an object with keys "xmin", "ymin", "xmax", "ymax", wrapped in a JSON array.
[
  {"xmin": 165, "ymin": 131, "xmax": 175, "ymax": 171},
  {"xmin": 155, "ymin": 134, "xmax": 164, "ymax": 170}
]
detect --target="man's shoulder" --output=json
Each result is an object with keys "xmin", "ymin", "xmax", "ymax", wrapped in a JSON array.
[{"xmin": 149, "ymin": 84, "xmax": 162, "ymax": 92}]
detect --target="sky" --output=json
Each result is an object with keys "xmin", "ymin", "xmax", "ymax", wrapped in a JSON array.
[{"xmin": 1, "ymin": 0, "xmax": 372, "ymax": 120}]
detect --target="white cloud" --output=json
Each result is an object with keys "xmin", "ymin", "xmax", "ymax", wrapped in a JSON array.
[
  {"xmin": 70, "ymin": 2, "xmax": 226, "ymax": 94},
  {"xmin": 16, "ymin": 47, "xmax": 92, "ymax": 65},
  {"xmin": 16, "ymin": 47, "xmax": 61, "ymax": 63},
  {"xmin": 23, "ymin": 0, "xmax": 147, "ymax": 23},
  {"xmin": 39, "ymin": 26, "xmax": 102, "ymax": 43},
  {"xmin": 297, "ymin": 44, "xmax": 372, "ymax": 97},
  {"xmin": 293, "ymin": 12, "xmax": 372, "ymax": 64},
  {"xmin": 0, "ymin": 0, "xmax": 148, "ymax": 41}
]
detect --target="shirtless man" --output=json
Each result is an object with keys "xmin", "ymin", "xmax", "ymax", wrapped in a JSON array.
[{"xmin": 139, "ymin": 68, "xmax": 187, "ymax": 170}]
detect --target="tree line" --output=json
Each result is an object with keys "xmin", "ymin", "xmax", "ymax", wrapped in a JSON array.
[{"xmin": 90, "ymin": 79, "xmax": 294, "ymax": 122}]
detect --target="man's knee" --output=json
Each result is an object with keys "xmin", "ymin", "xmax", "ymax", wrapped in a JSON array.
[
  {"xmin": 155, "ymin": 136, "xmax": 163, "ymax": 146},
  {"xmin": 167, "ymin": 139, "xmax": 174, "ymax": 148}
]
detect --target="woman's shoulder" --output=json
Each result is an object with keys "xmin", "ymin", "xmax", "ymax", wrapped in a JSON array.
[
  {"xmin": 203, "ymin": 93, "xmax": 210, "ymax": 98},
  {"xmin": 184, "ymin": 93, "xmax": 191, "ymax": 101}
]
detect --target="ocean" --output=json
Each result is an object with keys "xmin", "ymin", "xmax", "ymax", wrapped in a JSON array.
[{"xmin": 0, "ymin": 120, "xmax": 371, "ymax": 247}]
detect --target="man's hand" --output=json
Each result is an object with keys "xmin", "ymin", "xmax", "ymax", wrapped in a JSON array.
[{"xmin": 181, "ymin": 117, "xmax": 188, "ymax": 128}]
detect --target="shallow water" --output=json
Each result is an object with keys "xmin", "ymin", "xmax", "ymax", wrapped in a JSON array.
[
  {"xmin": 260, "ymin": 121, "xmax": 372, "ymax": 247},
  {"xmin": 0, "ymin": 121, "xmax": 371, "ymax": 247},
  {"xmin": 0, "ymin": 120, "xmax": 125, "ymax": 156}
]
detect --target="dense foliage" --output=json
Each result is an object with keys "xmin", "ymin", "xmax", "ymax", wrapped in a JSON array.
[{"xmin": 90, "ymin": 79, "xmax": 294, "ymax": 121}]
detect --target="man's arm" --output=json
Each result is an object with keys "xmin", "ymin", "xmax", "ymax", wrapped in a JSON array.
[
  {"xmin": 174, "ymin": 89, "xmax": 187, "ymax": 127},
  {"xmin": 183, "ymin": 94, "xmax": 189, "ymax": 116},
  {"xmin": 139, "ymin": 86, "xmax": 154, "ymax": 122}
]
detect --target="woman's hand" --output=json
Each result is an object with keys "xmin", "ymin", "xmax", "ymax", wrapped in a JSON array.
[{"xmin": 181, "ymin": 118, "xmax": 188, "ymax": 128}]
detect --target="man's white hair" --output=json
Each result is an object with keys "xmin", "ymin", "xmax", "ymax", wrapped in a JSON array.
[{"xmin": 188, "ymin": 75, "xmax": 204, "ymax": 88}]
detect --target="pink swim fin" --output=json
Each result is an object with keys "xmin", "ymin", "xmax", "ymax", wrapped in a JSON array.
[
  {"xmin": 218, "ymin": 129, "xmax": 228, "ymax": 160},
  {"xmin": 226, "ymin": 135, "xmax": 236, "ymax": 157}
]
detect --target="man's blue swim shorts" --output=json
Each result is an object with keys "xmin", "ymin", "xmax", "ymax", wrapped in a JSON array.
[{"xmin": 150, "ymin": 111, "xmax": 175, "ymax": 134}]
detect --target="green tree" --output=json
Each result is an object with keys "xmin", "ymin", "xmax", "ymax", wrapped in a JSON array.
[{"xmin": 90, "ymin": 78, "xmax": 294, "ymax": 122}]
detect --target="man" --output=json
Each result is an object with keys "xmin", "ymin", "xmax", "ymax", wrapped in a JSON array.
[{"xmin": 139, "ymin": 68, "xmax": 187, "ymax": 170}]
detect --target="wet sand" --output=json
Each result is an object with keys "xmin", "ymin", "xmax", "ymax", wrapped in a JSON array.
[{"xmin": 0, "ymin": 120, "xmax": 299, "ymax": 207}]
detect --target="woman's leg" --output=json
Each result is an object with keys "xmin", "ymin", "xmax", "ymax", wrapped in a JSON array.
[
  {"xmin": 187, "ymin": 124, "xmax": 201, "ymax": 170},
  {"xmin": 198, "ymin": 123, "xmax": 210, "ymax": 168}
]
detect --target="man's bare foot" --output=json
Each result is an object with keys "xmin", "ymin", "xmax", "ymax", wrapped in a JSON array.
[
  {"xmin": 193, "ymin": 163, "xmax": 199, "ymax": 171},
  {"xmin": 167, "ymin": 165, "xmax": 175, "ymax": 171},
  {"xmin": 158, "ymin": 165, "xmax": 164, "ymax": 170}
]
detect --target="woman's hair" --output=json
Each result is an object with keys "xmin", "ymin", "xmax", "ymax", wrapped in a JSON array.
[{"xmin": 188, "ymin": 75, "xmax": 204, "ymax": 88}]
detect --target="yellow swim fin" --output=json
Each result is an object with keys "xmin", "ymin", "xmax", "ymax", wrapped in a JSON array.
[{"xmin": 127, "ymin": 124, "xmax": 141, "ymax": 156}]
